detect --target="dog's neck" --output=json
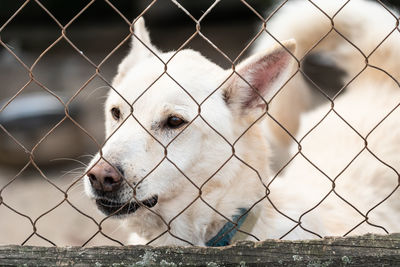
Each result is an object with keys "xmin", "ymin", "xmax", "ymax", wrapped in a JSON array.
[{"xmin": 202, "ymin": 121, "xmax": 271, "ymax": 246}]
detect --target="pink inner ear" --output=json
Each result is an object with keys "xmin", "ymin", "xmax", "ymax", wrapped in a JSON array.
[{"xmin": 242, "ymin": 51, "xmax": 290, "ymax": 109}]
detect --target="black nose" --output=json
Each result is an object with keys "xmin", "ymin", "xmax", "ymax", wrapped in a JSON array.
[{"xmin": 87, "ymin": 160, "xmax": 122, "ymax": 192}]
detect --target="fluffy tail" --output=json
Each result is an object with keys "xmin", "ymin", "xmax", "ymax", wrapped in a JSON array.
[{"xmin": 253, "ymin": 0, "xmax": 400, "ymax": 83}]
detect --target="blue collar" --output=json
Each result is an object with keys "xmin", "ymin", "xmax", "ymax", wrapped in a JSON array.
[{"xmin": 205, "ymin": 208, "xmax": 249, "ymax": 247}]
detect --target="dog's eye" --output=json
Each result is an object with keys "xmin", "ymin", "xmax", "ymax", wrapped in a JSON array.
[
  {"xmin": 111, "ymin": 107, "xmax": 121, "ymax": 120},
  {"xmin": 166, "ymin": 116, "xmax": 186, "ymax": 129}
]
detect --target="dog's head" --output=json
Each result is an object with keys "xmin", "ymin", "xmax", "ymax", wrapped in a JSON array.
[{"xmin": 84, "ymin": 18, "xmax": 295, "ymax": 244}]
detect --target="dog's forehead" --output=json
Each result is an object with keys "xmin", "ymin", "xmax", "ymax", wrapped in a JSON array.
[{"xmin": 111, "ymin": 49, "xmax": 226, "ymax": 107}]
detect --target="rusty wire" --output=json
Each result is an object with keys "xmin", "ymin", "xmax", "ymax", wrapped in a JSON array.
[{"xmin": 0, "ymin": 0, "xmax": 399, "ymax": 247}]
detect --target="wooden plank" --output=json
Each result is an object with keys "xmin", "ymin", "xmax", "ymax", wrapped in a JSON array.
[{"xmin": 0, "ymin": 233, "xmax": 399, "ymax": 266}]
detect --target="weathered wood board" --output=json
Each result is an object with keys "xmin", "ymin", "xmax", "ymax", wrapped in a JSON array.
[{"xmin": 0, "ymin": 233, "xmax": 399, "ymax": 266}]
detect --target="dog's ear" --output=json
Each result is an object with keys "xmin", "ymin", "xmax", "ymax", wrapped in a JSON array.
[
  {"xmin": 222, "ymin": 40, "xmax": 296, "ymax": 114},
  {"xmin": 113, "ymin": 17, "xmax": 160, "ymax": 86}
]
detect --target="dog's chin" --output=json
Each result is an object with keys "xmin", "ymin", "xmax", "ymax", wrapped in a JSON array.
[{"xmin": 95, "ymin": 195, "xmax": 158, "ymax": 217}]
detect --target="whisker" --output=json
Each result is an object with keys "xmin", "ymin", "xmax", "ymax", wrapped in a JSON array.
[
  {"xmin": 85, "ymin": 85, "xmax": 111, "ymax": 101},
  {"xmin": 62, "ymin": 167, "xmax": 86, "ymax": 173},
  {"xmin": 67, "ymin": 181, "xmax": 86, "ymax": 195},
  {"xmin": 78, "ymin": 154, "xmax": 95, "ymax": 160},
  {"xmin": 109, "ymin": 220, "xmax": 127, "ymax": 236},
  {"xmin": 51, "ymin": 157, "xmax": 88, "ymax": 167},
  {"xmin": 60, "ymin": 168, "xmax": 86, "ymax": 177}
]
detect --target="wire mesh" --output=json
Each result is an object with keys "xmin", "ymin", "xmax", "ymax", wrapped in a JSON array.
[{"xmin": 0, "ymin": 0, "xmax": 399, "ymax": 247}]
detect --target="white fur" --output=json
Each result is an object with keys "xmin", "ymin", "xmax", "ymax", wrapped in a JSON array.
[
  {"xmin": 251, "ymin": 0, "xmax": 400, "ymax": 239},
  {"xmin": 85, "ymin": 0, "xmax": 400, "ymax": 246}
]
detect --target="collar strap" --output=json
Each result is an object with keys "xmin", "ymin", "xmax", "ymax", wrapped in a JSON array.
[{"xmin": 206, "ymin": 208, "xmax": 249, "ymax": 247}]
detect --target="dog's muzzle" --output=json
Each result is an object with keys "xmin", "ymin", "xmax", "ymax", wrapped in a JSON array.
[{"xmin": 87, "ymin": 159, "xmax": 158, "ymax": 216}]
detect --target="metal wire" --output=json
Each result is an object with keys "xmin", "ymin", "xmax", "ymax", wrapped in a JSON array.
[{"xmin": 0, "ymin": 0, "xmax": 399, "ymax": 247}]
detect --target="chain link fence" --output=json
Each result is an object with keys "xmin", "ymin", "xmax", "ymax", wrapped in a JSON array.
[{"xmin": 0, "ymin": 0, "xmax": 400, "ymax": 247}]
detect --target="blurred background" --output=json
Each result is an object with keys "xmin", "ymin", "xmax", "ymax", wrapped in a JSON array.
[{"xmin": 1, "ymin": 0, "xmax": 399, "ymax": 246}]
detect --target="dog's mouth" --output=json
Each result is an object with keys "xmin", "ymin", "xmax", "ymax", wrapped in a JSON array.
[{"xmin": 95, "ymin": 195, "xmax": 158, "ymax": 216}]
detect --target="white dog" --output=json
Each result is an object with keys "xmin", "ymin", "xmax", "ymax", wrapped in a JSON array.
[{"xmin": 84, "ymin": 0, "xmax": 400, "ymax": 246}]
